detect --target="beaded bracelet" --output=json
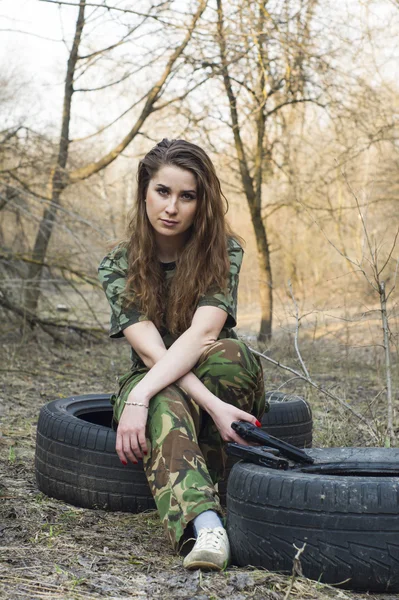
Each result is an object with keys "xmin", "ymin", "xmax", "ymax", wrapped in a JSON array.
[{"xmin": 125, "ymin": 402, "xmax": 149, "ymax": 409}]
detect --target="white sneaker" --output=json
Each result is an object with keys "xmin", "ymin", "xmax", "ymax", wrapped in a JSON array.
[{"xmin": 183, "ymin": 527, "xmax": 231, "ymax": 571}]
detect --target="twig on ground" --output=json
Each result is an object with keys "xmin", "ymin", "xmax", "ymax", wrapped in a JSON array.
[
  {"xmin": 0, "ymin": 293, "xmax": 105, "ymax": 340},
  {"xmin": 380, "ymin": 281, "xmax": 394, "ymax": 444},
  {"xmin": 284, "ymin": 543, "xmax": 306, "ymax": 600},
  {"xmin": 340, "ymin": 169, "xmax": 397, "ymax": 446},
  {"xmin": 287, "ymin": 280, "xmax": 310, "ymax": 380},
  {"xmin": 0, "ymin": 368, "xmax": 39, "ymax": 377},
  {"xmin": 250, "ymin": 346, "xmax": 379, "ymax": 439}
]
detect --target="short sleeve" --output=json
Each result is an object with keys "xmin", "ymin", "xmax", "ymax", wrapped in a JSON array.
[
  {"xmin": 196, "ymin": 237, "xmax": 244, "ymax": 328},
  {"xmin": 98, "ymin": 245, "xmax": 148, "ymax": 338}
]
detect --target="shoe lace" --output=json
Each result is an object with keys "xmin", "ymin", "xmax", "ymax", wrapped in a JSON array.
[{"xmin": 194, "ymin": 528, "xmax": 224, "ymax": 551}]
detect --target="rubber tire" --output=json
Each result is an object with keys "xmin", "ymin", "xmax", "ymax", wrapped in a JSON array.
[
  {"xmin": 262, "ymin": 391, "xmax": 312, "ymax": 448},
  {"xmin": 35, "ymin": 394, "xmax": 155, "ymax": 512},
  {"xmin": 35, "ymin": 393, "xmax": 312, "ymax": 513},
  {"xmin": 218, "ymin": 393, "xmax": 313, "ymax": 506},
  {"xmin": 227, "ymin": 447, "xmax": 399, "ymax": 592}
]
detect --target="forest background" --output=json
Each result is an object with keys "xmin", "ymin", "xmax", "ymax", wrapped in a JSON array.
[
  {"xmin": 0, "ymin": 0, "xmax": 398, "ymax": 436},
  {"xmin": 1, "ymin": 0, "xmax": 398, "ymax": 419},
  {"xmin": 2, "ymin": 0, "xmax": 398, "ymax": 339},
  {"xmin": 1, "ymin": 1, "xmax": 399, "ymax": 598}
]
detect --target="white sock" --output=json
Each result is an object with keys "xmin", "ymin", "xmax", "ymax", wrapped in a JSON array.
[{"xmin": 193, "ymin": 510, "xmax": 224, "ymax": 537}]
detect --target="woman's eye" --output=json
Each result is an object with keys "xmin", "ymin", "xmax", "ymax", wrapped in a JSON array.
[{"xmin": 156, "ymin": 188, "xmax": 195, "ymax": 200}]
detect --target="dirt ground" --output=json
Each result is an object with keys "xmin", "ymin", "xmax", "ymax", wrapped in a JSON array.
[{"xmin": 0, "ymin": 326, "xmax": 398, "ymax": 600}]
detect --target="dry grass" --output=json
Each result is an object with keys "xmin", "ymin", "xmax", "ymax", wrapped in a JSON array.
[{"xmin": 0, "ymin": 324, "xmax": 398, "ymax": 600}]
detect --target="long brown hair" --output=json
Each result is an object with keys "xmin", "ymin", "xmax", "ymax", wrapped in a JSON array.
[{"xmin": 124, "ymin": 138, "xmax": 239, "ymax": 336}]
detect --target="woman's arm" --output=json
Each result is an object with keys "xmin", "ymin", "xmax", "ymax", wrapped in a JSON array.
[
  {"xmin": 123, "ymin": 320, "xmax": 168, "ymax": 368},
  {"xmin": 123, "ymin": 314, "xmax": 224, "ymax": 413},
  {"xmin": 116, "ymin": 309, "xmax": 258, "ymax": 465},
  {"xmin": 126, "ymin": 305, "xmax": 227, "ymax": 401}
]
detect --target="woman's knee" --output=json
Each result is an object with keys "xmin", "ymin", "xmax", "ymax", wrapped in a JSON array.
[
  {"xmin": 200, "ymin": 338, "xmax": 258, "ymax": 373},
  {"xmin": 195, "ymin": 338, "xmax": 264, "ymax": 408},
  {"xmin": 147, "ymin": 384, "xmax": 199, "ymax": 440}
]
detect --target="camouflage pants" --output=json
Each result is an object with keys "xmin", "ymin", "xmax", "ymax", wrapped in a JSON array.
[{"xmin": 112, "ymin": 338, "xmax": 266, "ymax": 551}]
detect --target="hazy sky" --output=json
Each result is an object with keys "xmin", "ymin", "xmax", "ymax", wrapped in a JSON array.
[
  {"xmin": 1, "ymin": 0, "xmax": 78, "ymax": 128},
  {"xmin": 1, "ymin": 0, "xmax": 398, "ymax": 134}
]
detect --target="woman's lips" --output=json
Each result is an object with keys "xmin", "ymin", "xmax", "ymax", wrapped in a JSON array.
[{"xmin": 161, "ymin": 219, "xmax": 178, "ymax": 226}]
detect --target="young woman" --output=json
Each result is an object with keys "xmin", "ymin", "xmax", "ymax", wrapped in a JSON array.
[{"xmin": 98, "ymin": 138, "xmax": 266, "ymax": 570}]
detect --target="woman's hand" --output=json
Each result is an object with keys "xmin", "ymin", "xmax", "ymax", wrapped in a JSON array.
[
  {"xmin": 208, "ymin": 398, "xmax": 261, "ymax": 445},
  {"xmin": 116, "ymin": 399, "xmax": 149, "ymax": 465}
]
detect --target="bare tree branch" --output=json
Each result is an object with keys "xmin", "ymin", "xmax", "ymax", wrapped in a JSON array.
[
  {"xmin": 0, "ymin": 292, "xmax": 104, "ymax": 338},
  {"xmin": 38, "ymin": 0, "xmax": 166, "ymax": 19},
  {"xmin": 378, "ymin": 226, "xmax": 399, "ymax": 279},
  {"xmin": 74, "ymin": 69, "xmax": 136, "ymax": 92},
  {"xmin": 68, "ymin": 0, "xmax": 208, "ymax": 182},
  {"xmin": 287, "ymin": 280, "xmax": 311, "ymax": 379},
  {"xmin": 250, "ymin": 346, "xmax": 379, "ymax": 439},
  {"xmin": 0, "ymin": 29, "xmax": 62, "ymax": 42}
]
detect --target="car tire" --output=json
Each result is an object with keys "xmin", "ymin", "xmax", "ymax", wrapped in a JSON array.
[
  {"xmin": 262, "ymin": 391, "xmax": 312, "ymax": 448},
  {"xmin": 218, "ymin": 392, "xmax": 313, "ymax": 506},
  {"xmin": 227, "ymin": 447, "xmax": 399, "ymax": 592},
  {"xmin": 35, "ymin": 394, "xmax": 155, "ymax": 512}
]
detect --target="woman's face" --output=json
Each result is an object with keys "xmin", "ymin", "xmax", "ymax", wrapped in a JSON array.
[{"xmin": 145, "ymin": 165, "xmax": 198, "ymax": 244}]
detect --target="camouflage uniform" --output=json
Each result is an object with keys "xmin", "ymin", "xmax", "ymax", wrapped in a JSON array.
[{"xmin": 98, "ymin": 238, "xmax": 266, "ymax": 551}]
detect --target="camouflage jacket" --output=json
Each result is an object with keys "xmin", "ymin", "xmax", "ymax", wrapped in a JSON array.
[{"xmin": 98, "ymin": 237, "xmax": 244, "ymax": 368}]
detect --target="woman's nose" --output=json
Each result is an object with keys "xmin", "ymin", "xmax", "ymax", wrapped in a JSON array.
[{"xmin": 165, "ymin": 199, "xmax": 178, "ymax": 214}]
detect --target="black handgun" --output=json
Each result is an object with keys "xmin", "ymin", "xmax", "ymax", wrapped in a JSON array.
[
  {"xmin": 226, "ymin": 443, "xmax": 289, "ymax": 470},
  {"xmin": 231, "ymin": 421, "xmax": 314, "ymax": 465}
]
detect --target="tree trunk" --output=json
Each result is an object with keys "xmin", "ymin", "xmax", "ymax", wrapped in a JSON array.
[
  {"xmin": 253, "ymin": 0, "xmax": 272, "ymax": 341},
  {"xmin": 251, "ymin": 207, "xmax": 273, "ymax": 340},
  {"xmin": 24, "ymin": 1, "xmax": 86, "ymax": 315},
  {"xmin": 216, "ymin": 0, "xmax": 273, "ymax": 340}
]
